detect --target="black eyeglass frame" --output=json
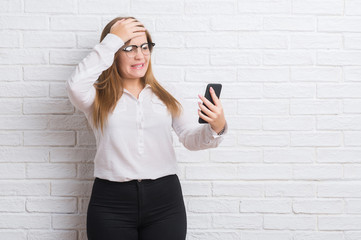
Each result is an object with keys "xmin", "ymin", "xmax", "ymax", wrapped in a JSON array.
[{"xmin": 121, "ymin": 42, "xmax": 155, "ymax": 55}]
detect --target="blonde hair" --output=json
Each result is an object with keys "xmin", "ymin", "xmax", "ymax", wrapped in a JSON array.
[{"xmin": 91, "ymin": 16, "xmax": 182, "ymax": 133}]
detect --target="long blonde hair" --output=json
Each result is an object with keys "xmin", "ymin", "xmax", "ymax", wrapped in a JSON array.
[{"xmin": 92, "ymin": 16, "xmax": 182, "ymax": 133}]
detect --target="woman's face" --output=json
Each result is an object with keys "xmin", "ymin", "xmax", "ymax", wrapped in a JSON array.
[{"xmin": 117, "ymin": 33, "xmax": 150, "ymax": 81}]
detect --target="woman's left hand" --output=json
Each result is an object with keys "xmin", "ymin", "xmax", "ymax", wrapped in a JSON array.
[{"xmin": 197, "ymin": 87, "xmax": 226, "ymax": 134}]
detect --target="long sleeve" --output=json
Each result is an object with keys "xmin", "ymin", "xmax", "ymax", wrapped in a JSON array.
[
  {"xmin": 65, "ymin": 33, "xmax": 124, "ymax": 114},
  {"xmin": 171, "ymin": 89, "xmax": 228, "ymax": 151}
]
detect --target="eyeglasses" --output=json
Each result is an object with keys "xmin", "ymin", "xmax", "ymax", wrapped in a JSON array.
[{"xmin": 121, "ymin": 42, "xmax": 155, "ymax": 58}]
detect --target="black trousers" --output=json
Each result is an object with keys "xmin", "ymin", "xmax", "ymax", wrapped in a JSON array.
[{"xmin": 87, "ymin": 174, "xmax": 187, "ymax": 240}]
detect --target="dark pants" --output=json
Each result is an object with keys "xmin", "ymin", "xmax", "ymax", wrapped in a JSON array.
[{"xmin": 87, "ymin": 174, "xmax": 187, "ymax": 240}]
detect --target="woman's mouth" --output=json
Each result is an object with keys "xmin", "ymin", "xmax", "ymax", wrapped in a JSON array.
[{"xmin": 130, "ymin": 63, "xmax": 145, "ymax": 69}]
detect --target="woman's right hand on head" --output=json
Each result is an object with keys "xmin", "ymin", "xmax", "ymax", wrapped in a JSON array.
[{"xmin": 110, "ymin": 18, "xmax": 146, "ymax": 43}]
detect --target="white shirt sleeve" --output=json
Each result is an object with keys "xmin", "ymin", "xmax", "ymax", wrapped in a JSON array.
[
  {"xmin": 65, "ymin": 33, "xmax": 125, "ymax": 114},
  {"xmin": 171, "ymin": 89, "xmax": 228, "ymax": 151}
]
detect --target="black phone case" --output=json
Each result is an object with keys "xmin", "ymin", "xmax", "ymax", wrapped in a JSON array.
[{"xmin": 198, "ymin": 83, "xmax": 222, "ymax": 124}]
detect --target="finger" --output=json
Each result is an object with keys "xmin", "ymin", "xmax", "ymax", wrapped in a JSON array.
[
  {"xmin": 198, "ymin": 102, "xmax": 216, "ymax": 119},
  {"xmin": 209, "ymin": 87, "xmax": 221, "ymax": 107},
  {"xmin": 123, "ymin": 18, "xmax": 138, "ymax": 23},
  {"xmin": 198, "ymin": 109, "xmax": 211, "ymax": 123},
  {"xmin": 198, "ymin": 94, "xmax": 216, "ymax": 112},
  {"xmin": 132, "ymin": 26, "xmax": 146, "ymax": 32}
]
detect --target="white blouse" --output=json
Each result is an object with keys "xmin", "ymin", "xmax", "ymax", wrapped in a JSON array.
[{"xmin": 66, "ymin": 33, "xmax": 228, "ymax": 182}]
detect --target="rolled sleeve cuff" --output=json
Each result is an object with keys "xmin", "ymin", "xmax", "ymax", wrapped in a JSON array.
[
  {"xmin": 102, "ymin": 33, "xmax": 125, "ymax": 52},
  {"xmin": 207, "ymin": 121, "xmax": 228, "ymax": 139}
]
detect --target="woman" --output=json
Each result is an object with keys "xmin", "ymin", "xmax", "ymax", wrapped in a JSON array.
[{"xmin": 66, "ymin": 16, "xmax": 228, "ymax": 240}]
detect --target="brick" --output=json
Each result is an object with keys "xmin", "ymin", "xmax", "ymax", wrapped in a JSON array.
[
  {"xmin": 24, "ymin": 131, "xmax": 75, "ymax": 146},
  {"xmin": 0, "ymin": 49, "xmax": 48, "ymax": 64},
  {"xmin": 291, "ymin": 132, "xmax": 341, "ymax": 147},
  {"xmin": 0, "ymin": 99, "xmax": 22, "ymax": 114},
  {"xmin": 133, "ymin": 0, "xmax": 183, "ymax": 14},
  {"xmin": 318, "ymin": 51, "xmax": 361, "ymax": 66},
  {"xmin": 0, "ymin": 163, "xmax": 25, "ymax": 178},
  {"xmin": 318, "ymin": 83, "xmax": 361, "ymax": 97},
  {"xmin": 344, "ymin": 67, "xmax": 361, "ymax": 81},
  {"xmin": 26, "ymin": 163, "xmax": 76, "ymax": 178},
  {"xmin": 50, "ymin": 83, "xmax": 68, "ymax": 98},
  {"xmin": 264, "ymin": 215, "xmax": 316, "ymax": 230},
  {"xmin": 25, "ymin": 0, "xmax": 75, "ymax": 13},
  {"xmin": 0, "ymin": 31, "xmax": 20, "ymax": 47},
  {"xmin": 293, "ymin": 0, "xmax": 343, "ymax": 15},
  {"xmin": 317, "ymin": 116, "xmax": 361, "ymax": 130},
  {"xmin": 211, "ymin": 16, "xmax": 262, "ymax": 31},
  {"xmin": 24, "ymin": 99, "xmax": 74, "ymax": 114},
  {"xmin": 240, "ymin": 199, "xmax": 292, "ymax": 213},
  {"xmin": 213, "ymin": 182, "xmax": 264, "ymax": 197},
  {"xmin": 346, "ymin": 0, "xmax": 361, "ymax": 15},
  {"xmin": 224, "ymin": 116, "xmax": 262, "ymax": 130},
  {"xmin": 185, "ymin": 68, "xmax": 236, "ymax": 82},
  {"xmin": 318, "ymin": 182, "xmax": 361, "ymax": 197},
  {"xmin": 24, "ymin": 32, "xmax": 76, "ymax": 48},
  {"xmin": 264, "ymin": 17, "xmax": 315, "ymax": 31},
  {"xmin": 344, "ymin": 131, "xmax": 361, "ymax": 146},
  {"xmin": 0, "ymin": 16, "xmax": 48, "ymax": 30},
  {"xmin": 0, "ymin": 231, "xmax": 26, "ymax": 240},
  {"xmin": 77, "ymin": 163, "xmax": 94, "ymax": 179},
  {"xmin": 263, "ymin": 116, "xmax": 315, "ymax": 131},
  {"xmin": 238, "ymin": 0, "xmax": 290, "ymax": 14},
  {"xmin": 213, "ymin": 214, "xmax": 262, "ymax": 229},
  {"xmin": 50, "ymin": 50, "xmax": 90, "ymax": 65},
  {"xmin": 293, "ymin": 164, "xmax": 343, "ymax": 180},
  {"xmin": 188, "ymin": 198, "xmax": 239, "ymax": 213},
  {"xmin": 345, "ymin": 33, "xmax": 361, "ymax": 49},
  {"xmin": 156, "ymin": 17, "xmax": 209, "ymax": 32},
  {"xmin": 50, "ymin": 148, "xmax": 96, "ymax": 163},
  {"xmin": 185, "ymin": 1, "xmax": 235, "ymax": 14},
  {"xmin": 211, "ymin": 51, "xmax": 262, "ymax": 66},
  {"xmin": 239, "ymin": 33, "xmax": 288, "ymax": 49},
  {"xmin": 291, "ymin": 33, "xmax": 342, "ymax": 49},
  {"xmin": 155, "ymin": 49, "xmax": 208, "ymax": 65},
  {"xmin": 318, "ymin": 149, "xmax": 361, "ymax": 163},
  {"xmin": 78, "ymin": 0, "xmax": 129, "ymax": 14},
  {"xmin": 264, "ymin": 51, "xmax": 314, "ymax": 65},
  {"xmin": 0, "ymin": 66, "xmax": 22, "ymax": 81},
  {"xmin": 263, "ymin": 83, "xmax": 315, "ymax": 98},
  {"xmin": 291, "ymin": 100, "xmax": 341, "ymax": 114},
  {"xmin": 0, "ymin": 214, "xmax": 50, "ymax": 228},
  {"xmin": 0, "ymin": 116, "xmax": 48, "ymax": 130},
  {"xmin": 0, "ymin": 198, "xmax": 24, "ymax": 212},
  {"xmin": 186, "ymin": 165, "xmax": 238, "ymax": 179},
  {"xmin": 50, "ymin": 16, "xmax": 99, "ymax": 31},
  {"xmin": 0, "ymin": 132, "xmax": 21, "ymax": 146},
  {"xmin": 210, "ymin": 149, "xmax": 262, "ymax": 163},
  {"xmin": 266, "ymin": 182, "xmax": 315, "ymax": 197},
  {"xmin": 319, "ymin": 17, "xmax": 361, "ymax": 32},
  {"xmin": 26, "ymin": 197, "xmax": 77, "ymax": 213},
  {"xmin": 238, "ymin": 68, "xmax": 289, "ymax": 82},
  {"xmin": 319, "ymin": 216, "xmax": 361, "ymax": 230},
  {"xmin": 238, "ymin": 100, "xmax": 289, "ymax": 115},
  {"xmin": 241, "ymin": 232, "xmax": 292, "ymax": 240},
  {"xmin": 293, "ymin": 199, "xmax": 343, "ymax": 214},
  {"xmin": 291, "ymin": 67, "xmax": 341, "ymax": 82},
  {"xmin": 0, "ymin": 180, "xmax": 49, "ymax": 196},
  {"xmin": 264, "ymin": 148, "xmax": 315, "ymax": 163},
  {"xmin": 28, "ymin": 230, "xmax": 77, "ymax": 240},
  {"xmin": 0, "ymin": 0, "xmax": 22, "ymax": 13},
  {"xmin": 51, "ymin": 180, "xmax": 92, "ymax": 196}
]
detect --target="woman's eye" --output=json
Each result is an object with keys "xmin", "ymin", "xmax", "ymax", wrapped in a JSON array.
[{"xmin": 124, "ymin": 47, "xmax": 134, "ymax": 52}]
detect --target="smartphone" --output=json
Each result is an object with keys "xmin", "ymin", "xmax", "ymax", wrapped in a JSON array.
[{"xmin": 198, "ymin": 83, "xmax": 222, "ymax": 124}]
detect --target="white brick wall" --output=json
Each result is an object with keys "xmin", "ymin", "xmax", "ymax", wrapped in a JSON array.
[{"xmin": 1, "ymin": 0, "xmax": 361, "ymax": 239}]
